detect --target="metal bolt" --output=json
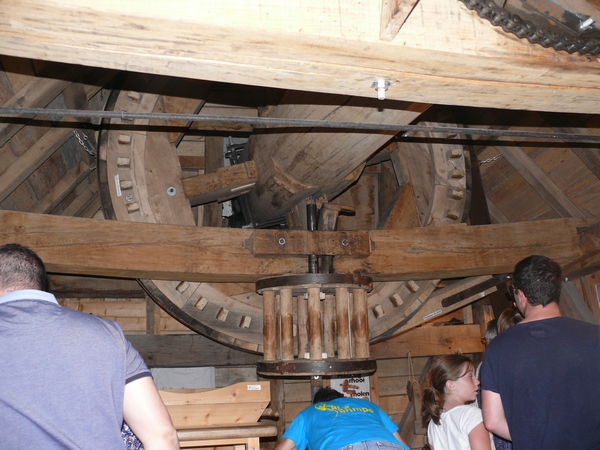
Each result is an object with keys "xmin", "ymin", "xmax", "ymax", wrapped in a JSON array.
[
  {"xmin": 278, "ymin": 238, "xmax": 286, "ymax": 245},
  {"xmin": 125, "ymin": 194, "xmax": 134, "ymax": 202},
  {"xmin": 371, "ymin": 79, "xmax": 391, "ymax": 100},
  {"xmin": 341, "ymin": 238, "xmax": 349, "ymax": 247},
  {"xmin": 580, "ymin": 17, "xmax": 595, "ymax": 30},
  {"xmin": 167, "ymin": 186, "xmax": 177, "ymax": 196}
]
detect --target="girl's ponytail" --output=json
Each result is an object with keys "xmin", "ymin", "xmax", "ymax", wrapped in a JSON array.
[{"xmin": 422, "ymin": 385, "xmax": 444, "ymax": 425}]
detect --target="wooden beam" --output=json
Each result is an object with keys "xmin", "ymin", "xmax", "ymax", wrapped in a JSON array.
[
  {"xmin": 183, "ymin": 161, "xmax": 258, "ymax": 206},
  {"xmin": 560, "ymin": 281, "xmax": 598, "ymax": 324},
  {"xmin": 0, "ymin": 126, "xmax": 72, "ymax": 203},
  {"xmin": 497, "ymin": 148, "xmax": 587, "ymax": 218},
  {"xmin": 126, "ymin": 334, "xmax": 261, "ymax": 367},
  {"xmin": 28, "ymin": 161, "xmax": 94, "ymax": 214},
  {"xmin": 562, "ymin": 221, "xmax": 600, "ymax": 280},
  {"xmin": 126, "ymin": 323, "xmax": 482, "ymax": 367},
  {"xmin": 370, "ymin": 324, "xmax": 483, "ymax": 359},
  {"xmin": 0, "ymin": 71, "xmax": 74, "ymax": 147},
  {"xmin": 538, "ymin": 113, "xmax": 600, "ymax": 180},
  {"xmin": 48, "ymin": 274, "xmax": 145, "ymax": 298},
  {"xmin": 0, "ymin": 0, "xmax": 599, "ymax": 113},
  {"xmin": 1, "ymin": 211, "xmax": 593, "ymax": 282},
  {"xmin": 203, "ymin": 136, "xmax": 223, "ymax": 227},
  {"xmin": 380, "ymin": 0, "xmax": 420, "ymax": 41}
]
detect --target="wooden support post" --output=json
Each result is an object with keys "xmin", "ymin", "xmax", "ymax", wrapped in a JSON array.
[
  {"xmin": 297, "ymin": 294, "xmax": 308, "ymax": 359},
  {"xmin": 263, "ymin": 290, "xmax": 276, "ymax": 361},
  {"xmin": 323, "ymin": 293, "xmax": 335, "ymax": 358},
  {"xmin": 308, "ymin": 287, "xmax": 322, "ymax": 360},
  {"xmin": 336, "ymin": 287, "xmax": 350, "ymax": 359},
  {"xmin": 352, "ymin": 288, "xmax": 369, "ymax": 358},
  {"xmin": 280, "ymin": 288, "xmax": 294, "ymax": 360}
]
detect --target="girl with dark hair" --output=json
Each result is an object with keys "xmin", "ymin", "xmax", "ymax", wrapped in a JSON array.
[{"xmin": 422, "ymin": 355, "xmax": 492, "ymax": 450}]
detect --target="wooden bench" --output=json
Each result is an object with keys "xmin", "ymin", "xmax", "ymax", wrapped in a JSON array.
[{"xmin": 159, "ymin": 381, "xmax": 278, "ymax": 449}]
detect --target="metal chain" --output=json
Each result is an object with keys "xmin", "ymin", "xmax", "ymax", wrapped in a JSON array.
[
  {"xmin": 459, "ymin": 0, "xmax": 600, "ymax": 55},
  {"xmin": 73, "ymin": 130, "xmax": 96, "ymax": 156},
  {"xmin": 480, "ymin": 154, "xmax": 502, "ymax": 164}
]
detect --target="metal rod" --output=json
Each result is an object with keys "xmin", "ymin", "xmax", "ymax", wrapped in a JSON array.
[{"xmin": 1, "ymin": 107, "xmax": 600, "ymax": 142}]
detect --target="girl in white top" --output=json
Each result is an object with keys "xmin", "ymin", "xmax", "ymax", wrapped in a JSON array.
[{"xmin": 422, "ymin": 354, "xmax": 493, "ymax": 450}]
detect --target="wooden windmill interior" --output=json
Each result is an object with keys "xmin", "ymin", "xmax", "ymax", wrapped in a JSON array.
[{"xmin": 0, "ymin": 0, "xmax": 599, "ymax": 448}]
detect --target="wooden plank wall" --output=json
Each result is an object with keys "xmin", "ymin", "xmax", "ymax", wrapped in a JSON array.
[{"xmin": 59, "ymin": 298, "xmax": 193, "ymax": 334}]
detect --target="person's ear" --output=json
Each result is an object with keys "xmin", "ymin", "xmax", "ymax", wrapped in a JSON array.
[{"xmin": 445, "ymin": 379, "xmax": 455, "ymax": 392}]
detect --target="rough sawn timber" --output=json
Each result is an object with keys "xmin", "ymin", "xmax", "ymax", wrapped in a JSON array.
[
  {"xmin": 0, "ymin": 0, "xmax": 599, "ymax": 113},
  {"xmin": 0, "ymin": 210, "xmax": 594, "ymax": 282}
]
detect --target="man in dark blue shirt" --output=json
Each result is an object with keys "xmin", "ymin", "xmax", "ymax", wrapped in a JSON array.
[{"xmin": 481, "ymin": 255, "xmax": 600, "ymax": 450}]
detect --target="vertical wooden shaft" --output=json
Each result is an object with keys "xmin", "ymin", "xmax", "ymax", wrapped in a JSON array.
[
  {"xmin": 263, "ymin": 290, "xmax": 276, "ymax": 361},
  {"xmin": 323, "ymin": 293, "xmax": 335, "ymax": 358},
  {"xmin": 275, "ymin": 294, "xmax": 281, "ymax": 359},
  {"xmin": 297, "ymin": 294, "xmax": 309, "ymax": 359},
  {"xmin": 308, "ymin": 287, "xmax": 322, "ymax": 360},
  {"xmin": 335, "ymin": 287, "xmax": 350, "ymax": 359},
  {"xmin": 352, "ymin": 288, "xmax": 369, "ymax": 358},
  {"xmin": 280, "ymin": 288, "xmax": 294, "ymax": 360}
]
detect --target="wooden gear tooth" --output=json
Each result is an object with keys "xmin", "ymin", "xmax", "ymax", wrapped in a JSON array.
[
  {"xmin": 127, "ymin": 91, "xmax": 142, "ymax": 102},
  {"xmin": 119, "ymin": 180, "xmax": 133, "ymax": 190},
  {"xmin": 389, "ymin": 293, "xmax": 404, "ymax": 307},
  {"xmin": 116, "ymin": 157, "xmax": 131, "ymax": 167},
  {"xmin": 176, "ymin": 281, "xmax": 190, "ymax": 293},
  {"xmin": 446, "ymin": 209, "xmax": 460, "ymax": 220},
  {"xmin": 194, "ymin": 297, "xmax": 208, "ymax": 311},
  {"xmin": 450, "ymin": 148, "xmax": 463, "ymax": 158},
  {"xmin": 406, "ymin": 280, "xmax": 419, "ymax": 293},
  {"xmin": 239, "ymin": 315, "xmax": 251, "ymax": 328},
  {"xmin": 450, "ymin": 189, "xmax": 465, "ymax": 200},
  {"xmin": 216, "ymin": 307, "xmax": 229, "ymax": 322},
  {"xmin": 372, "ymin": 304, "xmax": 385, "ymax": 318},
  {"xmin": 118, "ymin": 134, "xmax": 132, "ymax": 145},
  {"xmin": 125, "ymin": 202, "xmax": 140, "ymax": 213},
  {"xmin": 451, "ymin": 168, "xmax": 465, "ymax": 179}
]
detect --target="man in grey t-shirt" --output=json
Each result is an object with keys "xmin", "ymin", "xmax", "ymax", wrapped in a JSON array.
[{"xmin": 0, "ymin": 243, "xmax": 180, "ymax": 450}]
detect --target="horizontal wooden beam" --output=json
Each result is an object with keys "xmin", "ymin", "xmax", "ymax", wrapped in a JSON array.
[
  {"xmin": 0, "ymin": 0, "xmax": 598, "ymax": 113},
  {"xmin": 128, "ymin": 323, "xmax": 482, "ymax": 367},
  {"xmin": 126, "ymin": 334, "xmax": 261, "ymax": 368},
  {"xmin": 0, "ymin": 211, "xmax": 595, "ymax": 282},
  {"xmin": 370, "ymin": 324, "xmax": 483, "ymax": 359},
  {"xmin": 48, "ymin": 274, "xmax": 145, "ymax": 298}
]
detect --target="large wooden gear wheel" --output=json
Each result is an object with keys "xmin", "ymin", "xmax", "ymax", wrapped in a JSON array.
[{"xmin": 98, "ymin": 75, "xmax": 472, "ymax": 354}]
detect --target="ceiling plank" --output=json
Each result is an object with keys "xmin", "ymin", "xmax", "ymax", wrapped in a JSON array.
[
  {"xmin": 59, "ymin": 178, "xmax": 99, "ymax": 217},
  {"xmin": 0, "ymin": 0, "xmax": 599, "ymax": 113},
  {"xmin": 28, "ymin": 161, "xmax": 94, "ymax": 214},
  {"xmin": 497, "ymin": 148, "xmax": 587, "ymax": 218},
  {"xmin": 0, "ymin": 72, "xmax": 75, "ymax": 147},
  {"xmin": 0, "ymin": 210, "xmax": 593, "ymax": 282},
  {"xmin": 486, "ymin": 198, "xmax": 510, "ymax": 224},
  {"xmin": 571, "ymin": 148, "xmax": 600, "ymax": 181},
  {"xmin": 0, "ymin": 126, "xmax": 72, "ymax": 203}
]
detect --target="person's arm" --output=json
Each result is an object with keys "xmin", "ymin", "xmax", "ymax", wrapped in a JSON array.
[
  {"xmin": 467, "ymin": 423, "xmax": 491, "ymax": 450},
  {"xmin": 274, "ymin": 437, "xmax": 297, "ymax": 450},
  {"xmin": 481, "ymin": 389, "xmax": 511, "ymax": 441},
  {"xmin": 123, "ymin": 376, "xmax": 180, "ymax": 450}
]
